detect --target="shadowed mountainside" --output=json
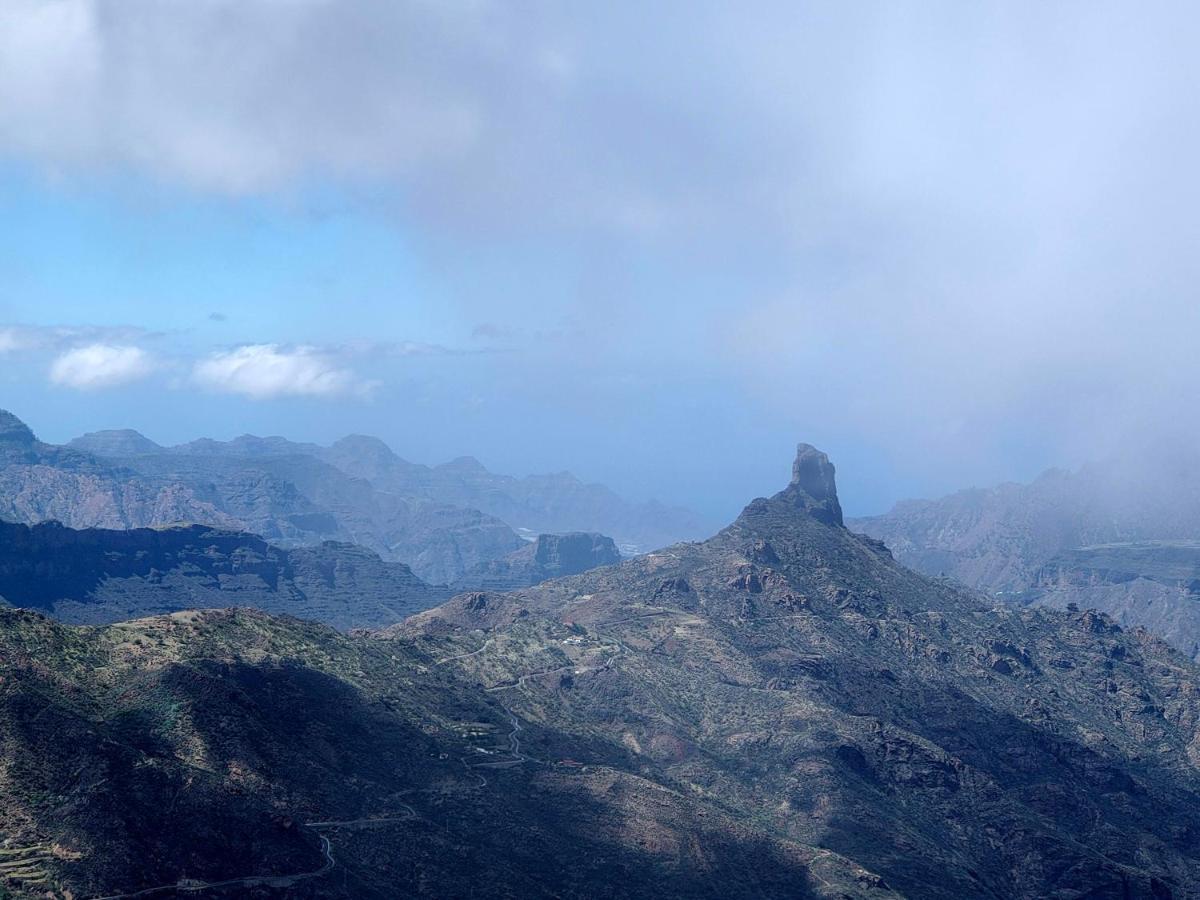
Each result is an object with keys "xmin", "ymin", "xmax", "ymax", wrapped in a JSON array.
[{"xmin": 0, "ymin": 520, "xmax": 450, "ymax": 629}]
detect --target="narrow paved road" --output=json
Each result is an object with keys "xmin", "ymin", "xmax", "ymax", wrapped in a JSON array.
[{"xmin": 435, "ymin": 637, "xmax": 494, "ymax": 665}]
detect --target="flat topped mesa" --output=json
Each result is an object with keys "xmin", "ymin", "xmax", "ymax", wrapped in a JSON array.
[{"xmin": 785, "ymin": 443, "xmax": 844, "ymax": 526}]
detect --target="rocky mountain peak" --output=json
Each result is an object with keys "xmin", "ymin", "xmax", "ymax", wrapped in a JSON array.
[
  {"xmin": 0, "ymin": 409, "xmax": 36, "ymax": 448},
  {"xmin": 784, "ymin": 442, "xmax": 843, "ymax": 526},
  {"xmin": 531, "ymin": 531, "xmax": 621, "ymax": 569}
]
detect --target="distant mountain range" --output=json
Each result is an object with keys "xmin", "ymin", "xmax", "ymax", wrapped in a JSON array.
[
  {"xmin": 3, "ymin": 444, "xmax": 1199, "ymax": 898},
  {"xmin": 0, "ymin": 408, "xmax": 707, "ymax": 583},
  {"xmin": 850, "ymin": 452, "xmax": 1200, "ymax": 658}
]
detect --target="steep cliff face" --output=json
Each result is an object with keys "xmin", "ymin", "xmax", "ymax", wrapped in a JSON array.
[
  {"xmin": 0, "ymin": 412, "xmax": 241, "ymax": 533},
  {"xmin": 0, "ymin": 520, "xmax": 448, "ymax": 629}
]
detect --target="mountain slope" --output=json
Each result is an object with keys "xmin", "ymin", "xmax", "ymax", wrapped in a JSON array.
[
  {"xmin": 408, "ymin": 445, "xmax": 1200, "ymax": 898},
  {"xmin": 0, "ymin": 411, "xmax": 241, "ymax": 533},
  {"xmin": 1020, "ymin": 541, "xmax": 1200, "ymax": 660},
  {"xmin": 4, "ymin": 444, "xmax": 1200, "ymax": 898},
  {"xmin": 318, "ymin": 435, "xmax": 710, "ymax": 554},
  {"xmin": 0, "ymin": 607, "xmax": 892, "ymax": 899},
  {"xmin": 0, "ymin": 520, "xmax": 449, "ymax": 629}
]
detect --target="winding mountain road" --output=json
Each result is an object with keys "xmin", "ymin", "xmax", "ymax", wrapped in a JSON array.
[
  {"xmin": 87, "ymin": 808, "xmax": 417, "ymax": 900},
  {"xmin": 88, "ymin": 616, "xmax": 671, "ymax": 898}
]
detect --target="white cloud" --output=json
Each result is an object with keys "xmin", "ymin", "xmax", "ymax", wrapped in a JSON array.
[
  {"xmin": 49, "ymin": 343, "xmax": 156, "ymax": 390},
  {"xmin": 191, "ymin": 344, "xmax": 373, "ymax": 400}
]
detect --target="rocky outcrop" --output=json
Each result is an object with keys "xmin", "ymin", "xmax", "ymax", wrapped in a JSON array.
[
  {"xmin": 784, "ymin": 443, "xmax": 844, "ymax": 525},
  {"xmin": 451, "ymin": 532, "xmax": 622, "ymax": 592},
  {"xmin": 407, "ymin": 443, "xmax": 1200, "ymax": 898}
]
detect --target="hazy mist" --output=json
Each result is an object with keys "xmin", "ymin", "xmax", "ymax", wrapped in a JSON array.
[{"xmin": 2, "ymin": 1, "xmax": 1198, "ymax": 522}]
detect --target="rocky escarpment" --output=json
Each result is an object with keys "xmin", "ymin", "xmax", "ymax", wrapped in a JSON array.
[
  {"xmin": 451, "ymin": 531, "xmax": 622, "ymax": 592},
  {"xmin": 0, "ymin": 412, "xmax": 243, "ymax": 533},
  {"xmin": 0, "ymin": 520, "xmax": 449, "ymax": 629}
]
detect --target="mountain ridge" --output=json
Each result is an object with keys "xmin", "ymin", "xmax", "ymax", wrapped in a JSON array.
[
  {"xmin": 3, "ymin": 410, "xmax": 523, "ymax": 583},
  {"xmin": 3, "ymin": 442, "xmax": 1200, "ymax": 897},
  {"xmin": 70, "ymin": 422, "xmax": 710, "ymax": 555}
]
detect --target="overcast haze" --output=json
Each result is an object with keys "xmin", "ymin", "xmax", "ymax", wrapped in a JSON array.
[{"xmin": 1, "ymin": 0, "xmax": 1198, "ymax": 523}]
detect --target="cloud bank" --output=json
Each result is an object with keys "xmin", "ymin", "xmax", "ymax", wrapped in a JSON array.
[
  {"xmin": 49, "ymin": 343, "xmax": 155, "ymax": 390},
  {"xmin": 191, "ymin": 344, "xmax": 374, "ymax": 400},
  {"xmin": 3, "ymin": 2, "xmax": 1200, "ymax": 511}
]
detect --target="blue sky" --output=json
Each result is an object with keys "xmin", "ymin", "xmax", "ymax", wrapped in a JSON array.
[{"xmin": 3, "ymin": 1, "xmax": 1200, "ymax": 524}]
